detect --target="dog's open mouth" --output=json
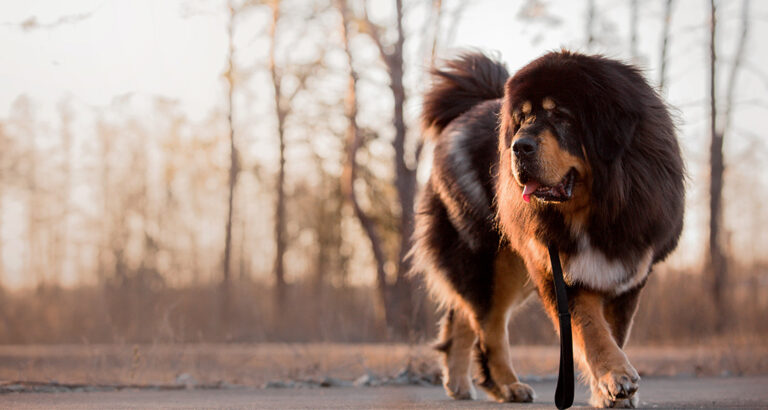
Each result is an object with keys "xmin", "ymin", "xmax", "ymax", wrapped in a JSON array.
[{"xmin": 522, "ymin": 169, "xmax": 577, "ymax": 203}]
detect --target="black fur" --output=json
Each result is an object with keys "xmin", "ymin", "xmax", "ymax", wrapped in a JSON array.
[
  {"xmin": 412, "ymin": 49, "xmax": 685, "ymax": 319},
  {"xmin": 422, "ymin": 52, "xmax": 510, "ymax": 137},
  {"xmin": 474, "ymin": 343, "xmax": 498, "ymax": 391}
]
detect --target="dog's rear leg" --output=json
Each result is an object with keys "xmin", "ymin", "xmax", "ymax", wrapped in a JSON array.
[
  {"xmin": 472, "ymin": 249, "xmax": 535, "ymax": 403},
  {"xmin": 435, "ymin": 308, "xmax": 476, "ymax": 400}
]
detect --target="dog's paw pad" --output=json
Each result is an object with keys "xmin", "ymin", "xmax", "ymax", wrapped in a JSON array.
[{"xmin": 499, "ymin": 382, "xmax": 535, "ymax": 403}]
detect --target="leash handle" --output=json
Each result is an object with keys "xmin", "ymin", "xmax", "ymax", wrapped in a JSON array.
[{"xmin": 548, "ymin": 243, "xmax": 574, "ymax": 410}]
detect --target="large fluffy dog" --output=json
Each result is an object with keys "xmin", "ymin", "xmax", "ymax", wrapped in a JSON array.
[{"xmin": 411, "ymin": 51, "xmax": 684, "ymax": 407}]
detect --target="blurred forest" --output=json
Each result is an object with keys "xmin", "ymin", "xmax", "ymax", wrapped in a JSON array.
[{"xmin": 0, "ymin": 0, "xmax": 767, "ymax": 345}]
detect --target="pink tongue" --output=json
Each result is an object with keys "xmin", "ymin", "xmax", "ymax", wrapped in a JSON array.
[{"xmin": 522, "ymin": 183, "xmax": 540, "ymax": 203}]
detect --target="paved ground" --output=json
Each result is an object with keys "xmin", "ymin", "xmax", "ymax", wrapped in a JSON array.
[{"xmin": 2, "ymin": 375, "xmax": 767, "ymax": 409}]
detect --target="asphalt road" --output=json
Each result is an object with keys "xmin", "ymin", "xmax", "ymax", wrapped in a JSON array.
[{"xmin": 2, "ymin": 375, "xmax": 767, "ymax": 409}]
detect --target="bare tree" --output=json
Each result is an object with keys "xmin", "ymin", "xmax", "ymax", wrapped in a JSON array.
[
  {"xmin": 629, "ymin": 0, "xmax": 639, "ymax": 61},
  {"xmin": 266, "ymin": 0, "xmax": 320, "ymax": 309},
  {"xmin": 11, "ymin": 98, "xmax": 45, "ymax": 284},
  {"xmin": 221, "ymin": 0, "xmax": 239, "ymax": 327},
  {"xmin": 337, "ymin": 0, "xmax": 441, "ymax": 337},
  {"xmin": 55, "ymin": 101, "xmax": 74, "ymax": 283},
  {"xmin": 706, "ymin": 0, "xmax": 725, "ymax": 333},
  {"xmin": 269, "ymin": 0, "xmax": 288, "ymax": 309},
  {"xmin": 658, "ymin": 0, "xmax": 675, "ymax": 92},
  {"xmin": 586, "ymin": 0, "xmax": 596, "ymax": 51},
  {"xmin": 722, "ymin": 0, "xmax": 750, "ymax": 136},
  {"xmin": 708, "ymin": 0, "xmax": 751, "ymax": 333},
  {"xmin": 337, "ymin": 0, "xmax": 389, "ymax": 326},
  {"xmin": 382, "ymin": 0, "xmax": 421, "ymax": 337}
]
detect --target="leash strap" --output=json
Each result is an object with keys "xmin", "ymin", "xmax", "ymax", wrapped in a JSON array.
[{"xmin": 548, "ymin": 243, "xmax": 574, "ymax": 409}]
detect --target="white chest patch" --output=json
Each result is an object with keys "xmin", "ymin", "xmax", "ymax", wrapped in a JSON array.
[{"xmin": 564, "ymin": 236, "xmax": 653, "ymax": 294}]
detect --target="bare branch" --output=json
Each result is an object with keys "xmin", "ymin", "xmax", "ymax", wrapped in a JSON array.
[
  {"xmin": 337, "ymin": 0, "xmax": 389, "ymax": 313},
  {"xmin": 630, "ymin": 0, "xmax": 639, "ymax": 61},
  {"xmin": 358, "ymin": 1, "xmax": 389, "ymax": 63},
  {"xmin": 430, "ymin": 0, "xmax": 443, "ymax": 66},
  {"xmin": 659, "ymin": 0, "xmax": 676, "ymax": 92},
  {"xmin": 8, "ymin": 6, "xmax": 99, "ymax": 31}
]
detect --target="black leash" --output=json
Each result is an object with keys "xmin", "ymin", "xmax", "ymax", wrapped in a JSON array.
[{"xmin": 548, "ymin": 243, "xmax": 574, "ymax": 409}]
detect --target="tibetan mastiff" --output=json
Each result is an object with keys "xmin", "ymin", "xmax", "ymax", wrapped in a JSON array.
[{"xmin": 411, "ymin": 51, "xmax": 684, "ymax": 408}]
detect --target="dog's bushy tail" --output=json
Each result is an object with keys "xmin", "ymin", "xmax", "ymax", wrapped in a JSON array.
[{"xmin": 422, "ymin": 52, "xmax": 509, "ymax": 138}]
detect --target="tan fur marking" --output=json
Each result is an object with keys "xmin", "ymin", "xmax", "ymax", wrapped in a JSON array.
[
  {"xmin": 441, "ymin": 309, "xmax": 477, "ymax": 399},
  {"xmin": 542, "ymin": 97, "xmax": 556, "ymax": 110},
  {"xmin": 537, "ymin": 129, "xmax": 587, "ymax": 186},
  {"xmin": 474, "ymin": 248, "xmax": 535, "ymax": 402},
  {"xmin": 569, "ymin": 292, "xmax": 627, "ymax": 376},
  {"xmin": 521, "ymin": 101, "xmax": 532, "ymax": 115}
]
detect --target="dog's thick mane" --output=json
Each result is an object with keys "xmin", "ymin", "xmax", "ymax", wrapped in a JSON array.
[{"xmin": 496, "ymin": 51, "xmax": 685, "ymax": 265}]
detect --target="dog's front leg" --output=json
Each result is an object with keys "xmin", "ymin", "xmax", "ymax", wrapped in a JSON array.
[
  {"xmin": 539, "ymin": 284, "xmax": 640, "ymax": 408},
  {"xmin": 570, "ymin": 290, "xmax": 640, "ymax": 408}
]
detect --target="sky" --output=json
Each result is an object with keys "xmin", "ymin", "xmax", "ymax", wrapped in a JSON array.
[
  {"xmin": 0, "ymin": 0, "xmax": 227, "ymax": 120},
  {"xmin": 1, "ymin": 0, "xmax": 767, "ymax": 288}
]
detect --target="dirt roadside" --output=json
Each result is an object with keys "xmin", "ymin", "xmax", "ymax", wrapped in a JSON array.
[{"xmin": 1, "ymin": 343, "xmax": 766, "ymax": 388}]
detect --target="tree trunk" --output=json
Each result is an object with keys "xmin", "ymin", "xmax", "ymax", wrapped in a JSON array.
[
  {"xmin": 629, "ymin": 0, "xmax": 639, "ymax": 61},
  {"xmin": 658, "ymin": 0, "xmax": 675, "ymax": 92},
  {"xmin": 222, "ymin": 0, "xmax": 238, "ymax": 331},
  {"xmin": 707, "ymin": 0, "xmax": 726, "ymax": 334},
  {"xmin": 722, "ymin": 0, "xmax": 750, "ymax": 136},
  {"xmin": 585, "ymin": 0, "xmax": 596, "ymax": 51},
  {"xmin": 343, "ymin": 0, "xmax": 437, "ymax": 338},
  {"xmin": 337, "ymin": 0, "xmax": 390, "ymax": 328},
  {"xmin": 269, "ymin": 0, "xmax": 288, "ymax": 309},
  {"xmin": 711, "ymin": 0, "xmax": 750, "ymax": 333},
  {"xmin": 57, "ymin": 102, "xmax": 73, "ymax": 286},
  {"xmin": 388, "ymin": 0, "xmax": 422, "ymax": 338}
]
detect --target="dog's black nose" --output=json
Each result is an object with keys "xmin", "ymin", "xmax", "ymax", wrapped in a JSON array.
[{"xmin": 512, "ymin": 137, "xmax": 538, "ymax": 158}]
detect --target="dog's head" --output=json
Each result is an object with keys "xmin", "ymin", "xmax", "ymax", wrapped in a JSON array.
[
  {"xmin": 499, "ymin": 51, "xmax": 642, "ymax": 213},
  {"xmin": 504, "ymin": 95, "xmax": 586, "ymax": 204}
]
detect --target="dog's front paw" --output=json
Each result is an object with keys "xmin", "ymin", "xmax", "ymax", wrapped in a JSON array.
[
  {"xmin": 590, "ymin": 365, "xmax": 640, "ymax": 408},
  {"xmin": 443, "ymin": 375, "xmax": 475, "ymax": 400},
  {"xmin": 598, "ymin": 365, "xmax": 639, "ymax": 400},
  {"xmin": 497, "ymin": 381, "xmax": 535, "ymax": 403}
]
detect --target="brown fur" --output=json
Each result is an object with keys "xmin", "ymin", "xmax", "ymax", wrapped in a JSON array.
[{"xmin": 412, "ymin": 51, "xmax": 684, "ymax": 408}]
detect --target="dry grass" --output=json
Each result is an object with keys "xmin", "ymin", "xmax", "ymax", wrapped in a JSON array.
[
  {"xmin": 0, "ymin": 266, "xmax": 766, "ymax": 389},
  {"xmin": 1, "ymin": 267, "xmax": 767, "ymax": 345}
]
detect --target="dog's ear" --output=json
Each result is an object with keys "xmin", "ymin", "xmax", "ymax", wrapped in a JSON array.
[
  {"xmin": 580, "ymin": 94, "xmax": 640, "ymax": 164},
  {"xmin": 578, "ymin": 78, "xmax": 642, "ymax": 219}
]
